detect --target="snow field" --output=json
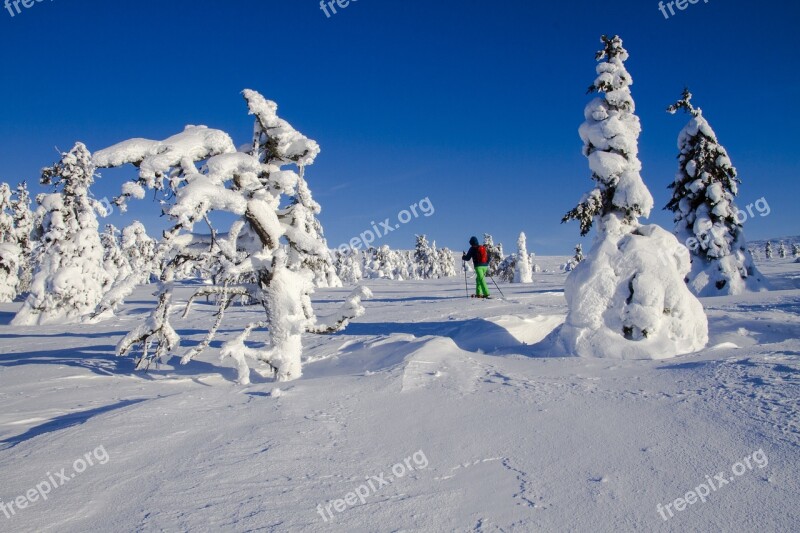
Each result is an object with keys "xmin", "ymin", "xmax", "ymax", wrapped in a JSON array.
[{"xmin": 1, "ymin": 258, "xmax": 798, "ymax": 531}]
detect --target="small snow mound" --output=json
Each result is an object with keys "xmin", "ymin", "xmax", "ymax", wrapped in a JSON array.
[{"xmin": 710, "ymin": 342, "xmax": 740, "ymax": 351}]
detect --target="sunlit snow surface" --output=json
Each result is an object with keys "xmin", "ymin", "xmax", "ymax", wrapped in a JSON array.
[{"xmin": 1, "ymin": 257, "xmax": 798, "ymax": 531}]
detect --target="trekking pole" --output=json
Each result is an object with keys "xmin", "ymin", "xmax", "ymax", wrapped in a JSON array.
[
  {"xmin": 488, "ymin": 274, "xmax": 506, "ymax": 299},
  {"xmin": 462, "ymin": 260, "xmax": 469, "ymax": 298}
]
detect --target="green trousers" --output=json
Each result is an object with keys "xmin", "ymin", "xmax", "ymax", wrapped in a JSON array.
[{"xmin": 475, "ymin": 266, "xmax": 490, "ymax": 297}]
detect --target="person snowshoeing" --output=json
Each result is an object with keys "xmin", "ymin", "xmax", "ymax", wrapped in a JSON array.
[{"xmin": 462, "ymin": 236, "xmax": 490, "ymax": 298}]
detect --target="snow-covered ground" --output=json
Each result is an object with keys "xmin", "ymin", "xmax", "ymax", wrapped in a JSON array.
[{"xmin": 1, "ymin": 257, "xmax": 798, "ymax": 532}]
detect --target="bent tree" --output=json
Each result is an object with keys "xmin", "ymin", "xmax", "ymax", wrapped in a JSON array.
[{"xmin": 93, "ymin": 90, "xmax": 369, "ymax": 382}]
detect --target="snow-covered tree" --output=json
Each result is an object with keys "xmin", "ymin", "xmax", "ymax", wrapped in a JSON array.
[
  {"xmin": 13, "ymin": 143, "xmax": 112, "ymax": 325},
  {"xmin": 497, "ymin": 254, "xmax": 516, "ymax": 283},
  {"xmin": 334, "ymin": 247, "xmax": 363, "ymax": 284},
  {"xmin": 793, "ymin": 243, "xmax": 800, "ymax": 258},
  {"xmin": 564, "ymin": 244, "xmax": 585, "ymax": 272},
  {"xmin": 514, "ymin": 232, "xmax": 533, "ymax": 284},
  {"xmin": 10, "ymin": 182, "xmax": 34, "ymax": 294},
  {"xmin": 93, "ymin": 90, "xmax": 368, "ymax": 382},
  {"xmin": 483, "ymin": 234, "xmax": 504, "ymax": 277},
  {"xmin": 284, "ymin": 170, "xmax": 341, "ymax": 288},
  {"xmin": 665, "ymin": 88, "xmax": 766, "ymax": 295},
  {"xmin": 437, "ymin": 247, "xmax": 456, "ymax": 278},
  {"xmin": 100, "ymin": 224, "xmax": 131, "ymax": 286},
  {"xmin": 765, "ymin": 241, "xmax": 773, "ymax": 259},
  {"xmin": 562, "ymin": 36, "xmax": 653, "ymax": 237},
  {"xmin": 121, "ymin": 221, "xmax": 157, "ymax": 283},
  {"xmin": 414, "ymin": 234, "xmax": 437, "ymax": 279},
  {"xmin": 557, "ymin": 36, "xmax": 707, "ymax": 360},
  {"xmin": 778, "ymin": 241, "xmax": 787, "ymax": 259},
  {"xmin": 0, "ymin": 183, "xmax": 20, "ymax": 301}
]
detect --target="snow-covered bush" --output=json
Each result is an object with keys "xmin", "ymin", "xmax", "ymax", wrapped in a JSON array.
[
  {"xmin": 13, "ymin": 143, "xmax": 112, "ymax": 325},
  {"xmin": 94, "ymin": 90, "xmax": 369, "ymax": 382},
  {"xmin": 514, "ymin": 232, "xmax": 533, "ymax": 283},
  {"xmin": 558, "ymin": 36, "xmax": 708, "ymax": 360},
  {"xmin": 665, "ymin": 88, "xmax": 767, "ymax": 296}
]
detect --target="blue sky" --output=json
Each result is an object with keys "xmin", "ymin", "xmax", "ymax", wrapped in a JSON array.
[{"xmin": 0, "ymin": 0, "xmax": 797, "ymax": 255}]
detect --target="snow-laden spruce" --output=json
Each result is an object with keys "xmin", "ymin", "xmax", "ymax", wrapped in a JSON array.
[
  {"xmin": 0, "ymin": 182, "xmax": 34, "ymax": 301},
  {"xmin": 93, "ymin": 90, "xmax": 369, "ymax": 382},
  {"xmin": 483, "ymin": 234, "xmax": 504, "ymax": 277},
  {"xmin": 11, "ymin": 182, "xmax": 34, "ymax": 294},
  {"xmin": 121, "ymin": 221, "xmax": 157, "ymax": 283},
  {"xmin": 665, "ymin": 88, "xmax": 767, "ymax": 296},
  {"xmin": 514, "ymin": 232, "xmax": 533, "ymax": 284},
  {"xmin": 0, "ymin": 183, "xmax": 20, "ymax": 302},
  {"xmin": 563, "ymin": 244, "xmax": 584, "ymax": 272},
  {"xmin": 13, "ymin": 144, "xmax": 112, "ymax": 325},
  {"xmin": 558, "ymin": 36, "xmax": 708, "ymax": 359}
]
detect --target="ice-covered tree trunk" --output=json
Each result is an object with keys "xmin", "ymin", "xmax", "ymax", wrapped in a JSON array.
[
  {"xmin": 514, "ymin": 232, "xmax": 533, "ymax": 283},
  {"xmin": 557, "ymin": 36, "xmax": 707, "ymax": 359},
  {"xmin": 13, "ymin": 143, "xmax": 111, "ymax": 325},
  {"xmin": 665, "ymin": 88, "xmax": 766, "ymax": 296}
]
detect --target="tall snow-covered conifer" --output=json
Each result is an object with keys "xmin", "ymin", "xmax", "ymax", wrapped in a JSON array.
[
  {"xmin": 13, "ymin": 143, "xmax": 111, "ymax": 325},
  {"xmin": 557, "ymin": 36, "xmax": 707, "ymax": 360},
  {"xmin": 514, "ymin": 232, "xmax": 533, "ymax": 283},
  {"xmin": 562, "ymin": 35, "xmax": 653, "ymax": 236},
  {"xmin": 0, "ymin": 183, "xmax": 20, "ymax": 302},
  {"xmin": 11, "ymin": 182, "xmax": 34, "ymax": 294},
  {"xmin": 665, "ymin": 88, "xmax": 766, "ymax": 295}
]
